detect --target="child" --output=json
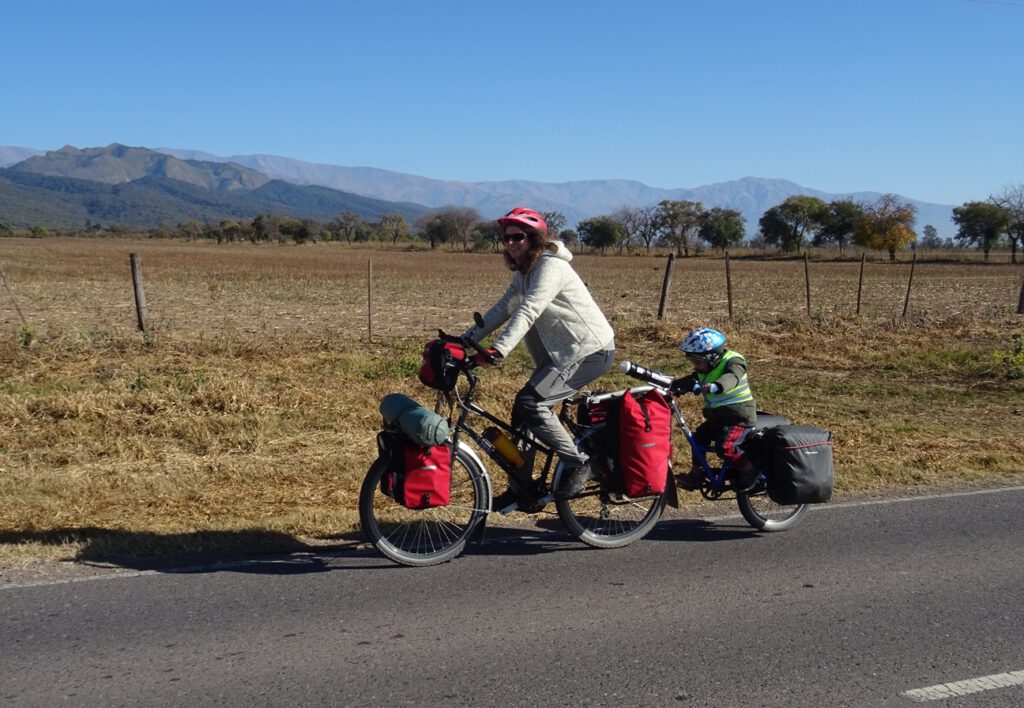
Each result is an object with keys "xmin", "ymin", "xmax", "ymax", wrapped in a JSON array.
[{"xmin": 670, "ymin": 327, "xmax": 760, "ymax": 492}]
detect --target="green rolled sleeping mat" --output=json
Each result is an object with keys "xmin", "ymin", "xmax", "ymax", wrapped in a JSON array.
[{"xmin": 379, "ymin": 393, "xmax": 450, "ymax": 446}]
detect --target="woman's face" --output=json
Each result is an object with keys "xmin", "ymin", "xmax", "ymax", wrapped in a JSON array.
[{"xmin": 503, "ymin": 227, "xmax": 530, "ymax": 264}]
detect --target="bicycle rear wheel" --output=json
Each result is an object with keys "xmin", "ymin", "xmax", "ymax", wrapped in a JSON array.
[
  {"xmin": 555, "ymin": 469, "xmax": 666, "ymax": 549},
  {"xmin": 737, "ymin": 489, "xmax": 808, "ymax": 531},
  {"xmin": 359, "ymin": 444, "xmax": 489, "ymax": 566}
]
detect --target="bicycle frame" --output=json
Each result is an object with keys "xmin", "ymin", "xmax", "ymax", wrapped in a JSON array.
[{"xmin": 438, "ymin": 361, "xmax": 560, "ymax": 503}]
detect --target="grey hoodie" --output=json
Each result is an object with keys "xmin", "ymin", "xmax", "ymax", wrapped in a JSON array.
[{"xmin": 468, "ymin": 241, "xmax": 615, "ymax": 370}]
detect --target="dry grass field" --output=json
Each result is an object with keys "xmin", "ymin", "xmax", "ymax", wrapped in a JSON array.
[{"xmin": 1, "ymin": 237, "xmax": 1022, "ymax": 567}]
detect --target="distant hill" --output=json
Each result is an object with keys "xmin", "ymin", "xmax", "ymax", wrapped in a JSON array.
[
  {"xmin": 1, "ymin": 143, "xmax": 958, "ymax": 235},
  {"xmin": 0, "ymin": 144, "xmax": 431, "ymax": 229},
  {"xmin": 156, "ymin": 147, "xmax": 959, "ymax": 236},
  {"xmin": 0, "ymin": 146, "xmax": 42, "ymax": 167}
]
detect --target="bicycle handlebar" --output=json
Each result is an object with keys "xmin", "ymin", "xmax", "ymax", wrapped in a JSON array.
[
  {"xmin": 436, "ymin": 329, "xmax": 496, "ymax": 367},
  {"xmin": 620, "ymin": 360, "xmax": 674, "ymax": 390}
]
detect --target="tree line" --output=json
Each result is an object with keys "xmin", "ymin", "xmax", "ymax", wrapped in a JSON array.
[{"xmin": 4, "ymin": 184, "xmax": 1022, "ymax": 263}]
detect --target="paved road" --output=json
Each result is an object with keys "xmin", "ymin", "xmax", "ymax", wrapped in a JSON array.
[{"xmin": 3, "ymin": 487, "xmax": 1024, "ymax": 706}]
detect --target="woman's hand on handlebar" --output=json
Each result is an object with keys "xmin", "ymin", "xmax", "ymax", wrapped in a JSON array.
[{"xmin": 471, "ymin": 346, "xmax": 502, "ymax": 367}]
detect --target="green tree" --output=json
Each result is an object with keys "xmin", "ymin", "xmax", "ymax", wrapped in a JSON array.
[
  {"xmin": 952, "ymin": 201, "xmax": 1010, "ymax": 261},
  {"xmin": 577, "ymin": 216, "xmax": 624, "ymax": 253},
  {"xmin": 217, "ymin": 219, "xmax": 242, "ymax": 243},
  {"xmin": 852, "ymin": 194, "xmax": 917, "ymax": 261},
  {"xmin": 698, "ymin": 207, "xmax": 745, "ymax": 251},
  {"xmin": 919, "ymin": 224, "xmax": 943, "ymax": 249},
  {"xmin": 177, "ymin": 220, "xmax": 203, "ymax": 241},
  {"xmin": 559, "ymin": 228, "xmax": 578, "ymax": 247},
  {"xmin": 252, "ymin": 213, "xmax": 282, "ymax": 243},
  {"xmin": 990, "ymin": 184, "xmax": 1024, "ymax": 264},
  {"xmin": 472, "ymin": 219, "xmax": 503, "ymax": 251},
  {"xmin": 279, "ymin": 217, "xmax": 304, "ymax": 244},
  {"xmin": 654, "ymin": 199, "xmax": 703, "ymax": 257},
  {"xmin": 420, "ymin": 206, "xmax": 481, "ymax": 251},
  {"xmin": 814, "ymin": 199, "xmax": 863, "ymax": 254},
  {"xmin": 758, "ymin": 195, "xmax": 828, "ymax": 252},
  {"xmin": 416, "ymin": 212, "xmax": 451, "ymax": 249}
]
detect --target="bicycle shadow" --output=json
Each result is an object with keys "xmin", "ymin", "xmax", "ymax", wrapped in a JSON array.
[
  {"xmin": 644, "ymin": 517, "xmax": 762, "ymax": 542},
  {"xmin": 0, "ymin": 527, "xmax": 381, "ymax": 576},
  {"xmin": 467, "ymin": 515, "xmax": 759, "ymax": 558},
  {"xmin": 1, "ymin": 515, "xmax": 760, "ymax": 576}
]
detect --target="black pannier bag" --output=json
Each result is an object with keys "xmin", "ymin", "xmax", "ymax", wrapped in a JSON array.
[
  {"xmin": 759, "ymin": 424, "xmax": 833, "ymax": 504},
  {"xmin": 418, "ymin": 339, "xmax": 466, "ymax": 392}
]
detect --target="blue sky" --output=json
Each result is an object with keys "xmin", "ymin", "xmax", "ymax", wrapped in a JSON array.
[{"xmin": 2, "ymin": 0, "xmax": 1022, "ymax": 205}]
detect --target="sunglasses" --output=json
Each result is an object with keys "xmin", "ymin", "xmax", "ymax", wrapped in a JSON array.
[{"xmin": 503, "ymin": 232, "xmax": 528, "ymax": 244}]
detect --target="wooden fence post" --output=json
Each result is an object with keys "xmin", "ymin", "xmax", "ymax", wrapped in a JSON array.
[
  {"xmin": 129, "ymin": 253, "xmax": 148, "ymax": 332},
  {"xmin": 856, "ymin": 252, "xmax": 866, "ymax": 316},
  {"xmin": 804, "ymin": 253, "xmax": 812, "ymax": 317},
  {"xmin": 902, "ymin": 251, "xmax": 917, "ymax": 318},
  {"xmin": 0, "ymin": 263, "xmax": 28, "ymax": 328},
  {"xmin": 1017, "ymin": 274, "xmax": 1024, "ymax": 315},
  {"xmin": 725, "ymin": 251, "xmax": 734, "ymax": 320},
  {"xmin": 657, "ymin": 253, "xmax": 674, "ymax": 320},
  {"xmin": 367, "ymin": 258, "xmax": 373, "ymax": 343}
]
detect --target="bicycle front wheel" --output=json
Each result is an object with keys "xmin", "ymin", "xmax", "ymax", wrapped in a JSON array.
[
  {"xmin": 555, "ymin": 471, "xmax": 667, "ymax": 549},
  {"xmin": 359, "ymin": 444, "xmax": 489, "ymax": 566},
  {"xmin": 737, "ymin": 490, "xmax": 808, "ymax": 531}
]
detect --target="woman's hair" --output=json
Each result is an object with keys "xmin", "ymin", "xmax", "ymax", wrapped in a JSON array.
[{"xmin": 502, "ymin": 227, "xmax": 556, "ymax": 272}]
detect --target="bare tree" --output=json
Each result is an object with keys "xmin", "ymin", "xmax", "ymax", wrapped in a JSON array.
[
  {"xmin": 541, "ymin": 211, "xmax": 567, "ymax": 236},
  {"xmin": 611, "ymin": 205, "xmax": 659, "ymax": 254},
  {"xmin": 990, "ymin": 184, "xmax": 1024, "ymax": 264},
  {"xmin": 378, "ymin": 213, "xmax": 409, "ymax": 245}
]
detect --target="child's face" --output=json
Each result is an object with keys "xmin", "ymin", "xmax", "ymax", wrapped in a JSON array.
[{"xmin": 687, "ymin": 354, "xmax": 712, "ymax": 373}]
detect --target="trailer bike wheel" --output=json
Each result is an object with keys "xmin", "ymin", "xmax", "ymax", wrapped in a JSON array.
[
  {"xmin": 736, "ymin": 489, "xmax": 808, "ymax": 531},
  {"xmin": 555, "ymin": 468, "xmax": 667, "ymax": 549},
  {"xmin": 359, "ymin": 445, "xmax": 489, "ymax": 566}
]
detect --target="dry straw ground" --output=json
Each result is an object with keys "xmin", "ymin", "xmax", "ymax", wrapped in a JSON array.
[{"xmin": 1, "ymin": 237, "xmax": 1022, "ymax": 567}]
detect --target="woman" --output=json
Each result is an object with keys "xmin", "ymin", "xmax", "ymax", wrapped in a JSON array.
[{"xmin": 465, "ymin": 207, "xmax": 616, "ymax": 507}]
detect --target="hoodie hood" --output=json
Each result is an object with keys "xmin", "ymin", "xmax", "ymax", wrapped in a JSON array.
[{"xmin": 548, "ymin": 240, "xmax": 573, "ymax": 262}]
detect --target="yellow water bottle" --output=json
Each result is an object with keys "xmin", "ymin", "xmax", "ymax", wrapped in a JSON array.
[{"xmin": 483, "ymin": 427, "xmax": 526, "ymax": 468}]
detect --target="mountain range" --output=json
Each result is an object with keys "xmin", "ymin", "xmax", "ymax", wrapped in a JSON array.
[{"xmin": 0, "ymin": 143, "xmax": 957, "ymax": 235}]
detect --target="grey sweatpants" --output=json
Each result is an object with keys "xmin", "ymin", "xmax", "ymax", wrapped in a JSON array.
[{"xmin": 511, "ymin": 347, "xmax": 616, "ymax": 466}]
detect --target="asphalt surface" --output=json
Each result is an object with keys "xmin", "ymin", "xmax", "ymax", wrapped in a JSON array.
[{"xmin": 3, "ymin": 487, "xmax": 1024, "ymax": 707}]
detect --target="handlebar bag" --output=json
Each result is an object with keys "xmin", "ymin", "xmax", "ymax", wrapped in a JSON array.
[
  {"xmin": 762, "ymin": 425, "xmax": 834, "ymax": 504},
  {"xmin": 606, "ymin": 388, "xmax": 672, "ymax": 497},
  {"xmin": 378, "ymin": 430, "xmax": 452, "ymax": 509},
  {"xmin": 418, "ymin": 339, "xmax": 466, "ymax": 391}
]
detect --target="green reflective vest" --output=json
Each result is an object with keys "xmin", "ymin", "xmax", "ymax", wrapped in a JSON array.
[{"xmin": 698, "ymin": 350, "xmax": 754, "ymax": 409}]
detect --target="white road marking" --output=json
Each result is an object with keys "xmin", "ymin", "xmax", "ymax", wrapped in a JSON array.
[{"xmin": 902, "ymin": 670, "xmax": 1024, "ymax": 701}]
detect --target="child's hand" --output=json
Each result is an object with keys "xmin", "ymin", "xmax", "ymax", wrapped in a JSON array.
[{"xmin": 670, "ymin": 375, "xmax": 697, "ymax": 396}]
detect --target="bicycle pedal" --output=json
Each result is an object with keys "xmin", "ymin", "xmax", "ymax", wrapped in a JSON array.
[
  {"xmin": 534, "ymin": 492, "xmax": 555, "ymax": 505},
  {"xmin": 495, "ymin": 502, "xmax": 519, "ymax": 516}
]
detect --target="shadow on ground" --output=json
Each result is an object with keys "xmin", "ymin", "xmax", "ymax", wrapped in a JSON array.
[{"xmin": 0, "ymin": 512, "xmax": 758, "ymax": 576}]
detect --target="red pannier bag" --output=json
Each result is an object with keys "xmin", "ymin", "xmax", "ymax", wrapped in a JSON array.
[
  {"xmin": 417, "ymin": 339, "xmax": 466, "ymax": 392},
  {"xmin": 379, "ymin": 432, "xmax": 453, "ymax": 509},
  {"xmin": 608, "ymin": 388, "xmax": 672, "ymax": 497}
]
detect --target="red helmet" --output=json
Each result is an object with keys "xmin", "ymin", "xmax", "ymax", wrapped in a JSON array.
[{"xmin": 497, "ymin": 207, "xmax": 548, "ymax": 237}]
